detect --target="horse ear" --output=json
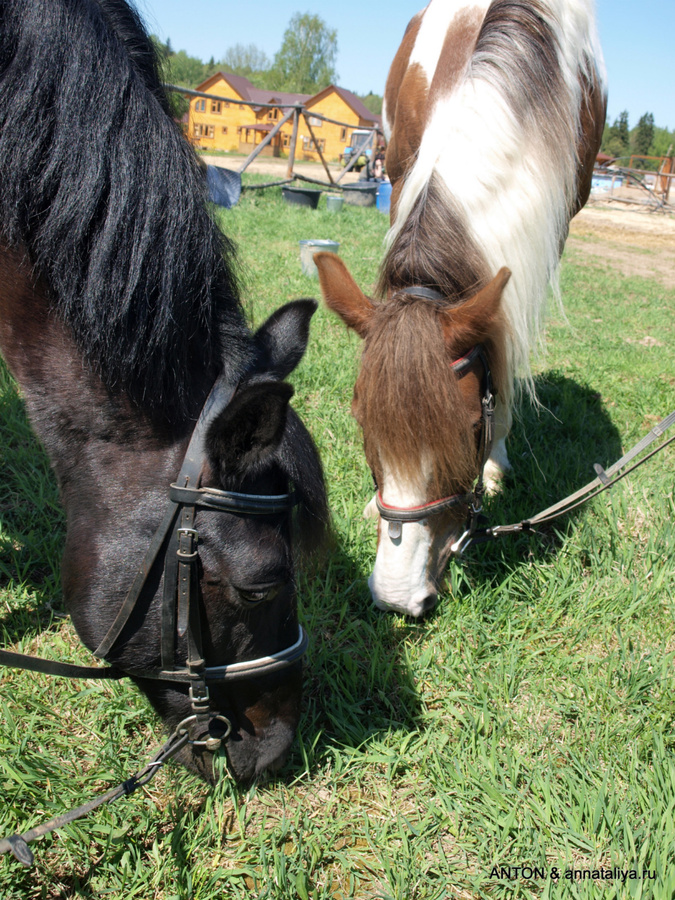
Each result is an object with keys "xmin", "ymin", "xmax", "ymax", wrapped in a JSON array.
[
  {"xmin": 254, "ymin": 299, "xmax": 317, "ymax": 380},
  {"xmin": 314, "ymin": 252, "xmax": 375, "ymax": 338},
  {"xmin": 440, "ymin": 267, "xmax": 511, "ymax": 349},
  {"xmin": 206, "ymin": 381, "xmax": 294, "ymax": 479}
]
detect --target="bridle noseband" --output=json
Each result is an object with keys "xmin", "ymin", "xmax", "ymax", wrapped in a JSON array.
[{"xmin": 375, "ymin": 286, "xmax": 496, "ymax": 551}]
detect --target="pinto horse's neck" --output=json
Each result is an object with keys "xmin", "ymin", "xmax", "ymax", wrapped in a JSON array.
[{"xmin": 383, "ymin": 0, "xmax": 607, "ymax": 401}]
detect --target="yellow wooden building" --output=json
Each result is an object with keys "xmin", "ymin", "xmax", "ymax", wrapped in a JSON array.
[{"xmin": 187, "ymin": 72, "xmax": 381, "ymax": 163}]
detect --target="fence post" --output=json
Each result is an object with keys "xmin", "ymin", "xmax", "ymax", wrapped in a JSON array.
[
  {"xmin": 302, "ymin": 112, "xmax": 335, "ymax": 185},
  {"xmin": 286, "ymin": 108, "xmax": 300, "ymax": 179},
  {"xmin": 237, "ymin": 106, "xmax": 296, "ymax": 174}
]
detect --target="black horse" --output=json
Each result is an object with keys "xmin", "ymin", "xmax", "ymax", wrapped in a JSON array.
[{"xmin": 0, "ymin": 0, "xmax": 327, "ymax": 782}]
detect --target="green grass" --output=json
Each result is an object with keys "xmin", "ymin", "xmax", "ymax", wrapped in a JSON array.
[{"xmin": 1, "ymin": 182, "xmax": 674, "ymax": 899}]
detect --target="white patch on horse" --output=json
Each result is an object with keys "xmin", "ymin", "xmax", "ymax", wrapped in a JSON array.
[
  {"xmin": 368, "ymin": 462, "xmax": 439, "ymax": 617},
  {"xmin": 388, "ymin": 0, "xmax": 606, "ymax": 405}
]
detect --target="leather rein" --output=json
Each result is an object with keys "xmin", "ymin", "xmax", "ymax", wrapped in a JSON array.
[{"xmin": 0, "ymin": 372, "xmax": 308, "ymax": 866}]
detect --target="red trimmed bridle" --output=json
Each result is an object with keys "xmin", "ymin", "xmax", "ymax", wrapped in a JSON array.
[
  {"xmin": 375, "ymin": 340, "xmax": 495, "ymax": 552},
  {"xmin": 372, "ymin": 288, "xmax": 675, "ymax": 558}
]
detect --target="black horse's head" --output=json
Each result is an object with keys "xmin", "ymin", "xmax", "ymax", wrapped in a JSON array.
[{"xmin": 61, "ymin": 300, "xmax": 328, "ymax": 782}]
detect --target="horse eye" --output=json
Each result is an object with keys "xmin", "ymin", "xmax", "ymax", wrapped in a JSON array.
[{"xmin": 237, "ymin": 583, "xmax": 283, "ymax": 606}]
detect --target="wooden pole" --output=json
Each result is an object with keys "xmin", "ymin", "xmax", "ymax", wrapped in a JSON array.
[
  {"xmin": 237, "ymin": 106, "xmax": 296, "ymax": 174},
  {"xmin": 286, "ymin": 108, "xmax": 300, "ymax": 179},
  {"xmin": 302, "ymin": 112, "xmax": 335, "ymax": 185},
  {"xmin": 335, "ymin": 131, "xmax": 372, "ymax": 184}
]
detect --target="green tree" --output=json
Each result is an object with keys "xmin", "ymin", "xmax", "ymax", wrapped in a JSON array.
[
  {"xmin": 358, "ymin": 92, "xmax": 383, "ymax": 116},
  {"xmin": 164, "ymin": 49, "xmax": 210, "ymax": 88},
  {"xmin": 270, "ymin": 13, "xmax": 338, "ymax": 94},
  {"xmin": 222, "ymin": 43, "xmax": 271, "ymax": 77},
  {"xmin": 602, "ymin": 110, "xmax": 630, "ymax": 160},
  {"xmin": 632, "ymin": 112, "xmax": 654, "ymax": 156}
]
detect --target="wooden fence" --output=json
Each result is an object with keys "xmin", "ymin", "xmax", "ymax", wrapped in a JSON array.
[{"xmin": 166, "ymin": 84, "xmax": 382, "ymax": 190}]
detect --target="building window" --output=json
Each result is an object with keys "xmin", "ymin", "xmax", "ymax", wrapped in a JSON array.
[
  {"xmin": 211, "ymin": 101, "xmax": 222, "ymax": 114},
  {"xmin": 302, "ymin": 136, "xmax": 325, "ymax": 153},
  {"xmin": 308, "ymin": 116, "xmax": 322, "ymax": 127},
  {"xmin": 195, "ymin": 99, "xmax": 205, "ymax": 112},
  {"xmin": 222, "ymin": 126, "xmax": 228, "ymax": 134},
  {"xmin": 207, "ymin": 125, "xmax": 215, "ymax": 138},
  {"xmin": 340, "ymin": 127, "xmax": 347, "ymax": 142}
]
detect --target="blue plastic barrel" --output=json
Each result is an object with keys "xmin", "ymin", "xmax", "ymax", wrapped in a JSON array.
[{"xmin": 377, "ymin": 181, "xmax": 392, "ymax": 214}]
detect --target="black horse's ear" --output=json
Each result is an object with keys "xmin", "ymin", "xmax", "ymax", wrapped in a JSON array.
[
  {"xmin": 254, "ymin": 299, "xmax": 317, "ymax": 380},
  {"xmin": 206, "ymin": 381, "xmax": 294, "ymax": 479}
]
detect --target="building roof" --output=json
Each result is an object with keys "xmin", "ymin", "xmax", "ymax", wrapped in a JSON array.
[
  {"xmin": 306, "ymin": 85, "xmax": 381, "ymax": 127},
  {"xmin": 195, "ymin": 72, "xmax": 309, "ymax": 110},
  {"xmin": 193, "ymin": 73, "xmax": 382, "ymax": 127}
]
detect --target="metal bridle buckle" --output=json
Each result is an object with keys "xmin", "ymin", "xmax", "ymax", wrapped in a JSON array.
[
  {"xmin": 175, "ymin": 713, "xmax": 233, "ymax": 751},
  {"xmin": 176, "ymin": 526, "xmax": 198, "ymax": 561}
]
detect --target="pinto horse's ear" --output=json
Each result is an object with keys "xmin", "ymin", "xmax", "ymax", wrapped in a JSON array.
[
  {"xmin": 314, "ymin": 252, "xmax": 375, "ymax": 338},
  {"xmin": 440, "ymin": 267, "xmax": 511, "ymax": 349},
  {"xmin": 206, "ymin": 381, "xmax": 294, "ymax": 479},
  {"xmin": 254, "ymin": 299, "xmax": 317, "ymax": 380}
]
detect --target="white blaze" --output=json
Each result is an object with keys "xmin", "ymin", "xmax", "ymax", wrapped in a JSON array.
[{"xmin": 368, "ymin": 464, "xmax": 438, "ymax": 617}]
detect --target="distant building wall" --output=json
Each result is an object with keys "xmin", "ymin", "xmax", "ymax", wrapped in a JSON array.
[{"xmin": 186, "ymin": 73, "xmax": 381, "ymax": 161}]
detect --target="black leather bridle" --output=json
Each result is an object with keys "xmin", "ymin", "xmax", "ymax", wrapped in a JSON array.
[
  {"xmin": 0, "ymin": 371, "xmax": 313, "ymax": 866},
  {"xmin": 0, "ymin": 371, "xmax": 309, "ymax": 746}
]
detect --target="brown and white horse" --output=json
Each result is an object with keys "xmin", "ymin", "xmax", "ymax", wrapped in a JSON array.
[{"xmin": 315, "ymin": 0, "xmax": 606, "ymax": 616}]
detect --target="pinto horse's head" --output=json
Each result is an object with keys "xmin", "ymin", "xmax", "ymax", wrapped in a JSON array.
[{"xmin": 315, "ymin": 252, "xmax": 509, "ymax": 617}]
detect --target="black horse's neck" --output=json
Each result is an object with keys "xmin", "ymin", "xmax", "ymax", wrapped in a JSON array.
[{"xmin": 0, "ymin": 0, "xmax": 250, "ymax": 425}]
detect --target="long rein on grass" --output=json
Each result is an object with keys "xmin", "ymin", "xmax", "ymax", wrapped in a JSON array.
[{"xmin": 0, "ymin": 410, "xmax": 673, "ymax": 867}]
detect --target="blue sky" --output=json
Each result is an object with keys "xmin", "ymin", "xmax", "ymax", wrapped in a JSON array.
[{"xmin": 139, "ymin": 0, "xmax": 674, "ymax": 130}]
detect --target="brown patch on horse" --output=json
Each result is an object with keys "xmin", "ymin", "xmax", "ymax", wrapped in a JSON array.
[
  {"xmin": 573, "ymin": 67, "xmax": 607, "ymax": 215},
  {"xmin": 384, "ymin": 11, "xmax": 423, "ymax": 132},
  {"xmin": 384, "ymin": 12, "xmax": 428, "ymax": 187},
  {"xmin": 385, "ymin": 63, "xmax": 430, "ymax": 187},
  {"xmin": 428, "ymin": 6, "xmax": 486, "ymax": 107}
]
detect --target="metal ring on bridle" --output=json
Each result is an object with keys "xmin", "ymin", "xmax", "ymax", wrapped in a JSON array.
[{"xmin": 175, "ymin": 713, "xmax": 233, "ymax": 750}]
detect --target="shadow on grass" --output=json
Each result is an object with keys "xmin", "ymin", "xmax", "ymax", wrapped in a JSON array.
[
  {"xmin": 0, "ymin": 363, "xmax": 65, "ymax": 642},
  {"xmin": 291, "ymin": 540, "xmax": 424, "ymax": 773},
  {"xmin": 463, "ymin": 370, "xmax": 624, "ymax": 580}
]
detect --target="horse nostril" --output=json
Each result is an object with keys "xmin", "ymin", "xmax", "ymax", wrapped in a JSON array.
[{"xmin": 420, "ymin": 594, "xmax": 438, "ymax": 614}]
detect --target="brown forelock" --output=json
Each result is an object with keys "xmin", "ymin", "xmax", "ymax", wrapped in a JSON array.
[
  {"xmin": 573, "ymin": 65, "xmax": 607, "ymax": 215},
  {"xmin": 428, "ymin": 6, "xmax": 486, "ymax": 107},
  {"xmin": 356, "ymin": 295, "xmax": 478, "ymax": 497},
  {"xmin": 377, "ymin": 172, "xmax": 490, "ymax": 302}
]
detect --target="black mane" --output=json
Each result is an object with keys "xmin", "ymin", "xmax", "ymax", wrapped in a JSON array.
[{"xmin": 0, "ymin": 0, "xmax": 250, "ymax": 420}]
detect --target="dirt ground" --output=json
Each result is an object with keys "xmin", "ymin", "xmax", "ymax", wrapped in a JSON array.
[
  {"xmin": 206, "ymin": 155, "xmax": 675, "ymax": 287},
  {"xmin": 568, "ymin": 198, "xmax": 675, "ymax": 288}
]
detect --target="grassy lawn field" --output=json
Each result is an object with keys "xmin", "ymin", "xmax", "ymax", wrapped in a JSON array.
[{"xmin": 1, "ymin": 180, "xmax": 674, "ymax": 899}]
